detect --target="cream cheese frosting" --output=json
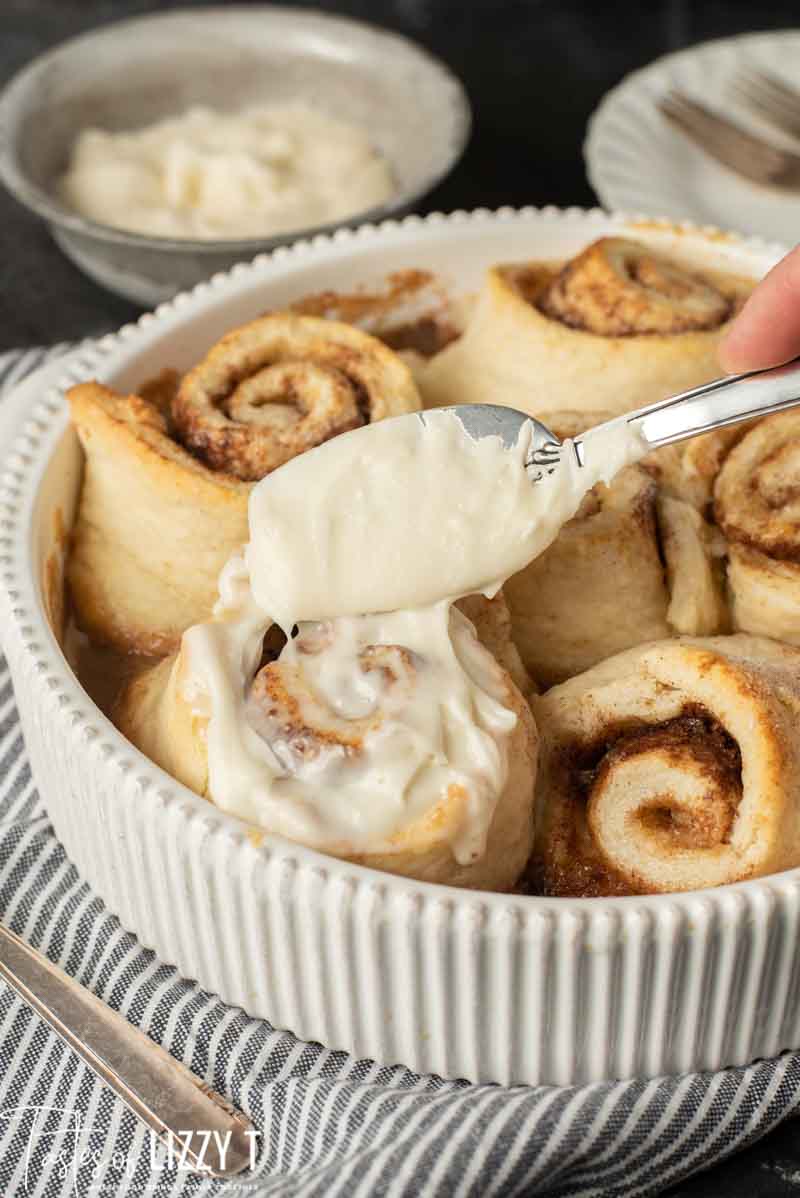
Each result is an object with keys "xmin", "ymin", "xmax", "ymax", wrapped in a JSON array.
[
  {"xmin": 182, "ymin": 552, "xmax": 516, "ymax": 861},
  {"xmin": 180, "ymin": 408, "xmax": 647, "ymax": 860},
  {"xmin": 246, "ymin": 409, "xmax": 644, "ymax": 632},
  {"xmin": 60, "ymin": 103, "xmax": 395, "ymax": 240}
]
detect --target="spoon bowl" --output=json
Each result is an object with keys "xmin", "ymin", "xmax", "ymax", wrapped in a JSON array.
[{"xmin": 441, "ymin": 353, "xmax": 800, "ymax": 485}]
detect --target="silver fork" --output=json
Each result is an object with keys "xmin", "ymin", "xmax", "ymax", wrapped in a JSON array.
[
  {"xmin": 446, "ymin": 356, "xmax": 800, "ymax": 480},
  {"xmin": 0, "ymin": 920, "xmax": 255, "ymax": 1177},
  {"xmin": 658, "ymin": 90, "xmax": 800, "ymax": 188},
  {"xmin": 731, "ymin": 68, "xmax": 800, "ymax": 140}
]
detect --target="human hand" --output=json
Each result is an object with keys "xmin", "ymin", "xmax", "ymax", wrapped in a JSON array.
[{"xmin": 720, "ymin": 244, "xmax": 800, "ymax": 373}]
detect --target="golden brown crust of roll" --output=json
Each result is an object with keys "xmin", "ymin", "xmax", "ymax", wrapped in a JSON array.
[
  {"xmin": 501, "ymin": 410, "xmax": 727, "ymax": 687},
  {"xmin": 532, "ymin": 635, "xmax": 800, "ymax": 896},
  {"xmin": 455, "ymin": 591, "xmax": 533, "ymax": 697},
  {"xmin": 116, "ymin": 615, "xmax": 538, "ymax": 892},
  {"xmin": 714, "ymin": 411, "xmax": 800, "ymax": 643},
  {"xmin": 420, "ymin": 237, "xmax": 752, "ymax": 419},
  {"xmin": 715, "ymin": 410, "xmax": 800, "ymax": 557},
  {"xmin": 67, "ymin": 382, "xmax": 250, "ymax": 656},
  {"xmin": 638, "ymin": 423, "xmax": 751, "ymax": 512},
  {"xmin": 505, "ymin": 464, "xmax": 671, "ymax": 688},
  {"xmin": 67, "ymin": 314, "xmax": 422, "ymax": 654},
  {"xmin": 173, "ymin": 313, "xmax": 421, "ymax": 480},
  {"xmin": 538, "ymin": 237, "xmax": 732, "ymax": 335}
]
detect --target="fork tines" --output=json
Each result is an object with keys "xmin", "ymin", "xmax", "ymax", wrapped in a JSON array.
[
  {"xmin": 731, "ymin": 68, "xmax": 800, "ymax": 139},
  {"xmin": 658, "ymin": 89, "xmax": 800, "ymax": 187}
]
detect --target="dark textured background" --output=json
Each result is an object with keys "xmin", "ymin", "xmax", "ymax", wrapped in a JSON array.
[
  {"xmin": 3, "ymin": 0, "xmax": 800, "ymax": 350},
  {"xmin": 3, "ymin": 2, "xmax": 800, "ymax": 1194}
]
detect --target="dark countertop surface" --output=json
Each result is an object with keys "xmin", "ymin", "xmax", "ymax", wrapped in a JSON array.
[
  {"xmin": 3, "ymin": 0, "xmax": 800, "ymax": 352},
  {"xmin": 2, "ymin": 2, "xmax": 800, "ymax": 1195}
]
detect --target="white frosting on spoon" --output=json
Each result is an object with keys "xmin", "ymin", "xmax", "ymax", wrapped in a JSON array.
[
  {"xmin": 246, "ymin": 409, "xmax": 643, "ymax": 633},
  {"xmin": 181, "ymin": 408, "xmax": 646, "ymax": 860}
]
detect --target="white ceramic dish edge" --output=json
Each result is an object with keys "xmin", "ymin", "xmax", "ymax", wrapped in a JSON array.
[{"xmin": 3, "ymin": 206, "xmax": 800, "ymax": 1086}]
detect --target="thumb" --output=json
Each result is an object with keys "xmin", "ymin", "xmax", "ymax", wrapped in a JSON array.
[{"xmin": 719, "ymin": 244, "xmax": 800, "ymax": 374}]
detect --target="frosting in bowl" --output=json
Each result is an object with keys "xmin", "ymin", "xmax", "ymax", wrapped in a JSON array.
[{"xmin": 59, "ymin": 103, "xmax": 395, "ymax": 240}]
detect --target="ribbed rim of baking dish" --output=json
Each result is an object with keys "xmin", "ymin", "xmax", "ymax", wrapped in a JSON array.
[{"xmin": 2, "ymin": 203, "xmax": 799, "ymax": 919}]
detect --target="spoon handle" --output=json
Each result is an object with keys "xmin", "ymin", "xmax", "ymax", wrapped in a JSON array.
[
  {"xmin": 0, "ymin": 921, "xmax": 255, "ymax": 1177},
  {"xmin": 633, "ymin": 357, "xmax": 800, "ymax": 450},
  {"xmin": 573, "ymin": 357, "xmax": 800, "ymax": 465}
]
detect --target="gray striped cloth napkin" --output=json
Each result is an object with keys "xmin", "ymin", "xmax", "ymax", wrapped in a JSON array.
[{"xmin": 0, "ymin": 344, "xmax": 798, "ymax": 1198}]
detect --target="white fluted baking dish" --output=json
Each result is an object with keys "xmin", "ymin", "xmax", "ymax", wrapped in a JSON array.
[{"xmin": 2, "ymin": 207, "xmax": 799, "ymax": 1086}]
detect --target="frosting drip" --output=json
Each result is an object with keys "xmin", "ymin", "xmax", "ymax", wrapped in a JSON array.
[
  {"xmin": 181, "ymin": 408, "xmax": 647, "ymax": 858},
  {"xmin": 183, "ymin": 552, "xmax": 515, "ymax": 862}
]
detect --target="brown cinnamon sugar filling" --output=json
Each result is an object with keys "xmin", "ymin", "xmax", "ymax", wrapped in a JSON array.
[
  {"xmin": 288, "ymin": 269, "xmax": 461, "ymax": 358},
  {"xmin": 172, "ymin": 353, "xmax": 368, "ymax": 480},
  {"xmin": 380, "ymin": 317, "xmax": 459, "ymax": 357},
  {"xmin": 715, "ymin": 424, "xmax": 800, "ymax": 563},
  {"xmin": 130, "ymin": 313, "xmax": 423, "ymax": 482},
  {"xmin": 502, "ymin": 239, "xmax": 752, "ymax": 338},
  {"xmin": 537, "ymin": 239, "xmax": 732, "ymax": 336},
  {"xmin": 529, "ymin": 706, "xmax": 743, "ymax": 898},
  {"xmin": 137, "ymin": 357, "xmax": 372, "ymax": 484}
]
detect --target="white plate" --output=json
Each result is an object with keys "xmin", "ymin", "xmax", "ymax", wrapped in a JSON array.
[
  {"xmin": 1, "ymin": 208, "xmax": 797, "ymax": 1087},
  {"xmin": 586, "ymin": 30, "xmax": 800, "ymax": 243}
]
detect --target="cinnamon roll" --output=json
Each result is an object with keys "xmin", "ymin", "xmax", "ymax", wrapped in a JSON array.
[
  {"xmin": 287, "ymin": 269, "xmax": 465, "ymax": 368},
  {"xmin": 657, "ymin": 494, "xmax": 729, "ymax": 636},
  {"xmin": 540, "ymin": 237, "xmax": 730, "ymax": 334},
  {"xmin": 456, "ymin": 592, "xmax": 532, "ymax": 697},
  {"xmin": 533, "ymin": 635, "xmax": 800, "ymax": 895},
  {"xmin": 117, "ymin": 599, "xmax": 537, "ymax": 891},
  {"xmin": 67, "ymin": 313, "xmax": 421, "ymax": 655},
  {"xmin": 502, "ymin": 411, "xmax": 727, "ymax": 687},
  {"xmin": 714, "ymin": 410, "xmax": 800, "ymax": 644},
  {"xmin": 420, "ymin": 237, "xmax": 751, "ymax": 418},
  {"xmin": 639, "ymin": 425, "xmax": 748, "ymax": 510}
]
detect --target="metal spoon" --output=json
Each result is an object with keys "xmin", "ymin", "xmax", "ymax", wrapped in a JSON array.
[{"xmin": 445, "ymin": 356, "xmax": 800, "ymax": 479}]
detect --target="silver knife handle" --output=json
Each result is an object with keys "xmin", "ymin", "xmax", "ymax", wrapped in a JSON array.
[
  {"xmin": 0, "ymin": 922, "xmax": 255, "ymax": 1177},
  {"xmin": 630, "ymin": 357, "xmax": 800, "ymax": 450}
]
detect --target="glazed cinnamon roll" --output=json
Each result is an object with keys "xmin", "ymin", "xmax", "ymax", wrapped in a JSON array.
[
  {"xmin": 502, "ymin": 412, "xmax": 727, "ymax": 687},
  {"xmin": 116, "ymin": 597, "xmax": 537, "ymax": 891},
  {"xmin": 67, "ymin": 313, "xmax": 422, "ymax": 655},
  {"xmin": 420, "ymin": 236, "xmax": 751, "ymax": 418},
  {"xmin": 533, "ymin": 636, "xmax": 800, "ymax": 895},
  {"xmin": 714, "ymin": 410, "xmax": 800, "ymax": 644}
]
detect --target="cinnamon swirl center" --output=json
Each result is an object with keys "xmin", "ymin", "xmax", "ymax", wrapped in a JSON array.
[
  {"xmin": 172, "ymin": 313, "xmax": 419, "ymax": 481},
  {"xmin": 547, "ymin": 708, "xmax": 742, "ymax": 895},
  {"xmin": 715, "ymin": 410, "xmax": 800, "ymax": 561},
  {"xmin": 246, "ymin": 635, "xmax": 422, "ymax": 781},
  {"xmin": 536, "ymin": 237, "xmax": 732, "ymax": 336}
]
